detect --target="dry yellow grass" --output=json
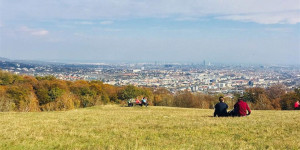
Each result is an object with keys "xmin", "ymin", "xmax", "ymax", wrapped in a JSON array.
[{"xmin": 0, "ymin": 105, "xmax": 299, "ymax": 149}]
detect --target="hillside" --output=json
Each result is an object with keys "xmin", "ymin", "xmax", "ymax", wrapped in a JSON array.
[{"xmin": 0, "ymin": 105, "xmax": 299, "ymax": 149}]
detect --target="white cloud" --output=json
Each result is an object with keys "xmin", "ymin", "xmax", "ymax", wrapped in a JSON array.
[
  {"xmin": 100, "ymin": 21, "xmax": 114, "ymax": 25},
  {"xmin": 0, "ymin": 0, "xmax": 299, "ymax": 24},
  {"xmin": 20, "ymin": 26, "xmax": 49, "ymax": 36},
  {"xmin": 218, "ymin": 11, "xmax": 300, "ymax": 24},
  {"xmin": 31, "ymin": 30, "xmax": 49, "ymax": 36}
]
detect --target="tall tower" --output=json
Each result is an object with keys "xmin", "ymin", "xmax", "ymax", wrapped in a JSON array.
[{"xmin": 203, "ymin": 60, "xmax": 206, "ymax": 66}]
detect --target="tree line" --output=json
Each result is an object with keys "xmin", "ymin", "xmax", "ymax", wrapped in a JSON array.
[{"xmin": 0, "ymin": 70, "xmax": 299, "ymax": 112}]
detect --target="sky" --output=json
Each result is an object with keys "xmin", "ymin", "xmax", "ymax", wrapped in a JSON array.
[{"xmin": 0, "ymin": 0, "xmax": 300, "ymax": 65}]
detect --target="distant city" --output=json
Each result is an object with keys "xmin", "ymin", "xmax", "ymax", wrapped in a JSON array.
[{"xmin": 1, "ymin": 57, "xmax": 299, "ymax": 95}]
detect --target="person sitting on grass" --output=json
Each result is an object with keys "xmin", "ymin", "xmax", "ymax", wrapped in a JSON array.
[
  {"xmin": 127, "ymin": 99, "xmax": 133, "ymax": 107},
  {"xmin": 294, "ymin": 101, "xmax": 299, "ymax": 110},
  {"xmin": 233, "ymin": 97, "xmax": 251, "ymax": 117},
  {"xmin": 135, "ymin": 99, "xmax": 142, "ymax": 106},
  {"xmin": 214, "ymin": 96, "xmax": 228, "ymax": 117},
  {"xmin": 141, "ymin": 97, "xmax": 148, "ymax": 107}
]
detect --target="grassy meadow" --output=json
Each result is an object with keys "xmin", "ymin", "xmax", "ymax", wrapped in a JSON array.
[{"xmin": 0, "ymin": 105, "xmax": 299, "ymax": 150}]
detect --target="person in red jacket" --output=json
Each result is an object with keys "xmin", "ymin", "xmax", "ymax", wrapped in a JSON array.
[
  {"xmin": 294, "ymin": 101, "xmax": 299, "ymax": 110},
  {"xmin": 135, "ymin": 99, "xmax": 142, "ymax": 106},
  {"xmin": 233, "ymin": 97, "xmax": 251, "ymax": 116}
]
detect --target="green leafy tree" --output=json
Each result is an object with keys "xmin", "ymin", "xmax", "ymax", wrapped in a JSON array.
[
  {"xmin": 36, "ymin": 88, "xmax": 51, "ymax": 105},
  {"xmin": 48, "ymin": 87, "xmax": 64, "ymax": 102},
  {"xmin": 36, "ymin": 75, "xmax": 56, "ymax": 81},
  {"xmin": 0, "ymin": 71, "xmax": 14, "ymax": 85},
  {"xmin": 118, "ymin": 85, "xmax": 141, "ymax": 100}
]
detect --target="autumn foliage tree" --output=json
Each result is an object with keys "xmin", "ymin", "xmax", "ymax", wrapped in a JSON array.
[
  {"xmin": 0, "ymin": 70, "xmax": 299, "ymax": 111},
  {"xmin": 153, "ymin": 88, "xmax": 173, "ymax": 106},
  {"xmin": 279, "ymin": 88, "xmax": 300, "ymax": 110},
  {"xmin": 243, "ymin": 87, "xmax": 273, "ymax": 110},
  {"xmin": 173, "ymin": 90, "xmax": 217, "ymax": 109},
  {"xmin": 266, "ymin": 84, "xmax": 286, "ymax": 109}
]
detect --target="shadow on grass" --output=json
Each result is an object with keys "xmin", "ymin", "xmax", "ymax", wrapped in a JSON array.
[
  {"xmin": 119, "ymin": 105, "xmax": 148, "ymax": 108},
  {"xmin": 201, "ymin": 115, "xmax": 238, "ymax": 118},
  {"xmin": 201, "ymin": 115, "xmax": 214, "ymax": 118}
]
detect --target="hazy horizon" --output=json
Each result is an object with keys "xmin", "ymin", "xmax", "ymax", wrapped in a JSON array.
[
  {"xmin": 1, "ymin": 0, "xmax": 300, "ymax": 65},
  {"xmin": 2, "ymin": 57, "xmax": 299, "ymax": 67}
]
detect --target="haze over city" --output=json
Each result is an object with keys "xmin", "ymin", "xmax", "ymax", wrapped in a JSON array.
[{"xmin": 0, "ymin": 0, "xmax": 299, "ymax": 65}]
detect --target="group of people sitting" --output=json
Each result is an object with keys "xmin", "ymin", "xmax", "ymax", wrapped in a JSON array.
[
  {"xmin": 214, "ymin": 96, "xmax": 251, "ymax": 117},
  {"xmin": 127, "ymin": 97, "xmax": 148, "ymax": 107}
]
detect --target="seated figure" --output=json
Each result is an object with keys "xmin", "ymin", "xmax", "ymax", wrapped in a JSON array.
[{"xmin": 214, "ymin": 96, "xmax": 228, "ymax": 117}]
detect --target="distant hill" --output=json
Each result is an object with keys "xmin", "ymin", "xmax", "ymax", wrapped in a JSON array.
[{"xmin": 0, "ymin": 57, "xmax": 63, "ymax": 65}]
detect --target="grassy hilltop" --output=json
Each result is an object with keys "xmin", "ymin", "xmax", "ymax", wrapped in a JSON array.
[{"xmin": 0, "ymin": 105, "xmax": 299, "ymax": 150}]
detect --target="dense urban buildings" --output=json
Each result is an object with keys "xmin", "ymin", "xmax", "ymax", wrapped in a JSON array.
[{"xmin": 1, "ymin": 58, "xmax": 299, "ymax": 96}]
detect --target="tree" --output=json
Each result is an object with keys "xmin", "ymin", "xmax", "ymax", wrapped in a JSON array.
[
  {"xmin": 0, "ymin": 86, "xmax": 15, "ymax": 111},
  {"xmin": 173, "ymin": 90, "xmax": 195, "ymax": 108},
  {"xmin": 266, "ymin": 84, "xmax": 286, "ymax": 100},
  {"xmin": 280, "ymin": 93, "xmax": 296, "ymax": 110},
  {"xmin": 36, "ymin": 75, "xmax": 56, "ymax": 81},
  {"xmin": 48, "ymin": 87, "xmax": 64, "ymax": 102},
  {"xmin": 244, "ymin": 87, "xmax": 266, "ymax": 103},
  {"xmin": 36, "ymin": 88, "xmax": 51, "ymax": 105},
  {"xmin": 54, "ymin": 92, "xmax": 80, "ymax": 111},
  {"xmin": 0, "ymin": 71, "xmax": 14, "ymax": 85},
  {"xmin": 18, "ymin": 92, "xmax": 40, "ymax": 112},
  {"xmin": 153, "ymin": 88, "xmax": 173, "ymax": 106},
  {"xmin": 294, "ymin": 87, "xmax": 300, "ymax": 98},
  {"xmin": 103, "ymin": 84, "xmax": 119, "ymax": 103},
  {"xmin": 252, "ymin": 94, "xmax": 273, "ymax": 110},
  {"xmin": 244, "ymin": 87, "xmax": 274, "ymax": 110},
  {"xmin": 280, "ymin": 89, "xmax": 300, "ymax": 110},
  {"xmin": 6, "ymin": 84, "xmax": 39, "ymax": 111},
  {"xmin": 118, "ymin": 85, "xmax": 140, "ymax": 100}
]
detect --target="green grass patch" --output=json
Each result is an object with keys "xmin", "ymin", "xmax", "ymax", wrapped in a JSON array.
[{"xmin": 0, "ymin": 105, "xmax": 299, "ymax": 149}]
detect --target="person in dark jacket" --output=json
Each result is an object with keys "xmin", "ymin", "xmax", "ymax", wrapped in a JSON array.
[
  {"xmin": 214, "ymin": 96, "xmax": 228, "ymax": 117},
  {"xmin": 233, "ymin": 97, "xmax": 251, "ymax": 116}
]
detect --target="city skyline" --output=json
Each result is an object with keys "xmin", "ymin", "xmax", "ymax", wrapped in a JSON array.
[
  {"xmin": 0, "ymin": 0, "xmax": 300, "ymax": 65},
  {"xmin": 1, "ymin": 58, "xmax": 299, "ymax": 94}
]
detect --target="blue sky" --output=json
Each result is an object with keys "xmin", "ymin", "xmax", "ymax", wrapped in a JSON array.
[{"xmin": 0, "ymin": 0, "xmax": 299, "ymax": 64}]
